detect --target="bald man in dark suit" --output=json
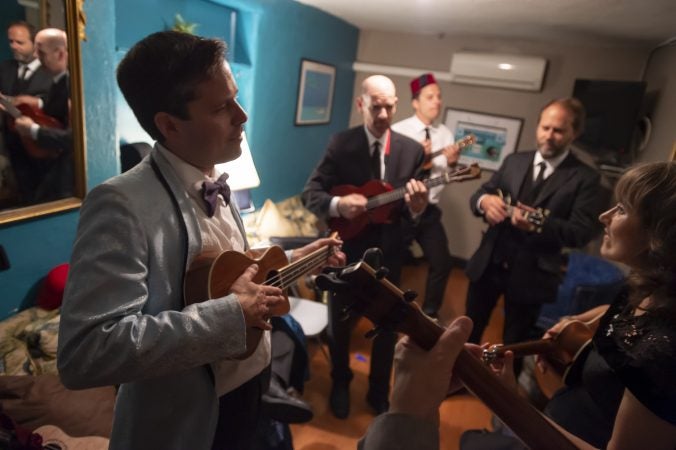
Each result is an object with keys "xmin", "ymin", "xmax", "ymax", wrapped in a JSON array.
[{"xmin": 303, "ymin": 75, "xmax": 428, "ymax": 419}]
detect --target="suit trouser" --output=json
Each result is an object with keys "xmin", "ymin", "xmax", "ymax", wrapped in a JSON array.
[
  {"xmin": 465, "ymin": 262, "xmax": 543, "ymax": 346},
  {"xmin": 328, "ymin": 224, "xmax": 403, "ymax": 398},
  {"xmin": 212, "ymin": 367, "xmax": 269, "ymax": 450},
  {"xmin": 404, "ymin": 204, "xmax": 452, "ymax": 315}
]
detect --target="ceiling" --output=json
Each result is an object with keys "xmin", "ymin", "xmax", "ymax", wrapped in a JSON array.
[{"xmin": 295, "ymin": 0, "xmax": 676, "ymax": 47}]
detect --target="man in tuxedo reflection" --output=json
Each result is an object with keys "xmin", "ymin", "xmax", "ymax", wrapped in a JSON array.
[
  {"xmin": 11, "ymin": 28, "xmax": 73, "ymax": 203},
  {"xmin": 0, "ymin": 21, "xmax": 52, "ymax": 98},
  {"xmin": 0, "ymin": 21, "xmax": 52, "ymax": 205}
]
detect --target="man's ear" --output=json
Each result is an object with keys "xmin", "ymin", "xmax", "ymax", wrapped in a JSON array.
[
  {"xmin": 154, "ymin": 112, "xmax": 179, "ymax": 142},
  {"xmin": 355, "ymin": 95, "xmax": 364, "ymax": 113}
]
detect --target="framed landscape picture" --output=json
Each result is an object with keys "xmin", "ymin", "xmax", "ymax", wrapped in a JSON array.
[
  {"xmin": 444, "ymin": 108, "xmax": 524, "ymax": 171},
  {"xmin": 295, "ymin": 59, "xmax": 336, "ymax": 125}
]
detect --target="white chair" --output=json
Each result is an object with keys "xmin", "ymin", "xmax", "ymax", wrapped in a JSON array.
[{"xmin": 288, "ymin": 295, "xmax": 329, "ymax": 360}]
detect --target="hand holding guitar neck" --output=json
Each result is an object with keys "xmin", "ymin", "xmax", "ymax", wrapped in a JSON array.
[{"xmin": 317, "ymin": 253, "xmax": 578, "ymax": 450}]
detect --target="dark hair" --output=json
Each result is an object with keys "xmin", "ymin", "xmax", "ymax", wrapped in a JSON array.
[
  {"xmin": 615, "ymin": 162, "xmax": 676, "ymax": 309},
  {"xmin": 539, "ymin": 97, "xmax": 586, "ymax": 135},
  {"xmin": 8, "ymin": 20, "xmax": 36, "ymax": 42},
  {"xmin": 116, "ymin": 31, "xmax": 226, "ymax": 142}
]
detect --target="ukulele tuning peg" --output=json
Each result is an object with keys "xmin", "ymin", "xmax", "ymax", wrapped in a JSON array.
[
  {"xmin": 339, "ymin": 304, "xmax": 355, "ymax": 321},
  {"xmin": 315, "ymin": 272, "xmax": 350, "ymax": 293},
  {"xmin": 364, "ymin": 326, "xmax": 383, "ymax": 339},
  {"xmin": 403, "ymin": 289, "xmax": 418, "ymax": 303},
  {"xmin": 374, "ymin": 267, "xmax": 390, "ymax": 280}
]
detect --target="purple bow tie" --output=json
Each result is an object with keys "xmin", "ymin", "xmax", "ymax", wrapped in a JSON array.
[{"xmin": 201, "ymin": 173, "xmax": 231, "ymax": 217}]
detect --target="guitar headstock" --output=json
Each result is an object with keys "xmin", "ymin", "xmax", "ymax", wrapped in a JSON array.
[
  {"xmin": 444, "ymin": 163, "xmax": 481, "ymax": 183},
  {"xmin": 316, "ymin": 254, "xmax": 443, "ymax": 350},
  {"xmin": 456, "ymin": 134, "xmax": 476, "ymax": 150}
]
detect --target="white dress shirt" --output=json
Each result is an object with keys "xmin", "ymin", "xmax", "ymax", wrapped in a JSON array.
[
  {"xmin": 157, "ymin": 143, "xmax": 271, "ymax": 397},
  {"xmin": 392, "ymin": 115, "xmax": 454, "ymax": 204}
]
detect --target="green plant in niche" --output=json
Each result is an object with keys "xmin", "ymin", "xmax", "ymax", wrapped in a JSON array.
[{"xmin": 172, "ymin": 14, "xmax": 199, "ymax": 35}]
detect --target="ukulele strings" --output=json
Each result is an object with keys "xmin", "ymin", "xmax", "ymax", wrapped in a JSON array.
[
  {"xmin": 263, "ymin": 246, "xmax": 332, "ymax": 289},
  {"xmin": 367, "ymin": 166, "xmax": 468, "ymax": 210}
]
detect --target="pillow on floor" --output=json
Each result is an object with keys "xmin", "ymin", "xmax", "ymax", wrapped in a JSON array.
[{"xmin": 0, "ymin": 374, "xmax": 115, "ymax": 438}]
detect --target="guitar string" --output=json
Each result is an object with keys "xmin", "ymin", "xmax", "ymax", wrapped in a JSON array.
[
  {"xmin": 262, "ymin": 246, "xmax": 331, "ymax": 289},
  {"xmin": 366, "ymin": 168, "xmax": 471, "ymax": 209},
  {"xmin": 265, "ymin": 250, "xmax": 327, "ymax": 289}
]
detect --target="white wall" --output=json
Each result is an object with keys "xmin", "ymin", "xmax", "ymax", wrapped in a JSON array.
[{"xmin": 349, "ymin": 30, "xmax": 669, "ymax": 260}]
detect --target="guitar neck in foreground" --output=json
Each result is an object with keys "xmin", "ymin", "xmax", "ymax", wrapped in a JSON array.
[{"xmin": 319, "ymin": 261, "xmax": 578, "ymax": 450}]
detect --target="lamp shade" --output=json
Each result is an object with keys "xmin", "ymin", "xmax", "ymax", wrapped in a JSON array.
[{"xmin": 215, "ymin": 132, "xmax": 260, "ymax": 191}]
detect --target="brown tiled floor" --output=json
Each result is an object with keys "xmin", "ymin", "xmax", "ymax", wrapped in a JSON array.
[{"xmin": 290, "ymin": 265, "xmax": 506, "ymax": 449}]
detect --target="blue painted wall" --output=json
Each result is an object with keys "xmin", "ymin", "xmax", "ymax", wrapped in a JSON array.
[
  {"xmin": 0, "ymin": 0, "xmax": 357, "ymax": 319},
  {"xmin": 115, "ymin": 0, "xmax": 358, "ymax": 205},
  {"xmin": 0, "ymin": 0, "xmax": 118, "ymax": 319}
]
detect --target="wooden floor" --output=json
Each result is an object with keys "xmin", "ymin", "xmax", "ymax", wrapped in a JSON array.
[{"xmin": 290, "ymin": 263, "xmax": 506, "ymax": 450}]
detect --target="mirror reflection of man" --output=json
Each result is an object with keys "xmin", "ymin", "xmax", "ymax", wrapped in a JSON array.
[
  {"xmin": 0, "ymin": 21, "xmax": 52, "ymax": 206},
  {"xmin": 0, "ymin": 21, "xmax": 52, "ymax": 98},
  {"xmin": 10, "ymin": 28, "xmax": 73, "ymax": 204}
]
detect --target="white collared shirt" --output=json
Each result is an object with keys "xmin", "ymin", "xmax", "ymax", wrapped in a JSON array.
[
  {"xmin": 17, "ymin": 58, "xmax": 41, "ymax": 81},
  {"xmin": 532, "ymin": 148, "xmax": 569, "ymax": 181},
  {"xmin": 392, "ymin": 115, "xmax": 455, "ymax": 204},
  {"xmin": 157, "ymin": 143, "xmax": 270, "ymax": 397}
]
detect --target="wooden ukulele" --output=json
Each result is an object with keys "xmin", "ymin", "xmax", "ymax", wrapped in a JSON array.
[
  {"xmin": 183, "ymin": 234, "xmax": 338, "ymax": 359},
  {"xmin": 315, "ymin": 253, "xmax": 578, "ymax": 450},
  {"xmin": 421, "ymin": 134, "xmax": 475, "ymax": 170},
  {"xmin": 497, "ymin": 188, "xmax": 550, "ymax": 233},
  {"xmin": 0, "ymin": 93, "xmax": 64, "ymax": 160},
  {"xmin": 483, "ymin": 320, "xmax": 594, "ymax": 387},
  {"xmin": 329, "ymin": 164, "xmax": 481, "ymax": 240}
]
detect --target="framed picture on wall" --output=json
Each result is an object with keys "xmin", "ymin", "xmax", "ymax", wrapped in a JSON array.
[
  {"xmin": 295, "ymin": 59, "xmax": 336, "ymax": 125},
  {"xmin": 444, "ymin": 108, "xmax": 524, "ymax": 171}
]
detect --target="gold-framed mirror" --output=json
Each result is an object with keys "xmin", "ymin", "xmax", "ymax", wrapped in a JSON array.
[{"xmin": 0, "ymin": 0, "xmax": 86, "ymax": 224}]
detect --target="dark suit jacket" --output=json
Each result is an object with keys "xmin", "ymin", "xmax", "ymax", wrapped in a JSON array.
[
  {"xmin": 302, "ymin": 126, "xmax": 424, "ymax": 220},
  {"xmin": 302, "ymin": 126, "xmax": 424, "ymax": 267},
  {"xmin": 36, "ymin": 73, "xmax": 71, "ymax": 151},
  {"xmin": 465, "ymin": 150, "xmax": 609, "ymax": 304},
  {"xmin": 0, "ymin": 59, "xmax": 52, "ymax": 98}
]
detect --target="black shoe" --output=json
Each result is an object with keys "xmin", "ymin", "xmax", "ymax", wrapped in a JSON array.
[
  {"xmin": 262, "ymin": 376, "xmax": 313, "ymax": 424},
  {"xmin": 329, "ymin": 382, "xmax": 350, "ymax": 419},
  {"xmin": 366, "ymin": 391, "xmax": 390, "ymax": 415}
]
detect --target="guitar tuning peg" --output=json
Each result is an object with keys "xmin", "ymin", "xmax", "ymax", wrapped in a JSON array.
[
  {"xmin": 403, "ymin": 289, "xmax": 418, "ymax": 303},
  {"xmin": 340, "ymin": 304, "xmax": 354, "ymax": 321},
  {"xmin": 364, "ymin": 326, "xmax": 383, "ymax": 339},
  {"xmin": 374, "ymin": 267, "xmax": 389, "ymax": 280}
]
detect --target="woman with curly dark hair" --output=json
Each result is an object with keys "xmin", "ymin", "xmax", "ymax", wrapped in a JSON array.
[{"xmin": 538, "ymin": 161, "xmax": 676, "ymax": 449}]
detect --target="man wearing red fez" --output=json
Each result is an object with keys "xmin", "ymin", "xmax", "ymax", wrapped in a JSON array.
[{"xmin": 392, "ymin": 73, "xmax": 459, "ymax": 318}]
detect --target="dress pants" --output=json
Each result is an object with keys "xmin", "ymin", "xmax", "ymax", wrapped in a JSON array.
[
  {"xmin": 465, "ymin": 262, "xmax": 543, "ymax": 346},
  {"xmin": 327, "ymin": 223, "xmax": 403, "ymax": 399},
  {"xmin": 211, "ymin": 367, "xmax": 269, "ymax": 450},
  {"xmin": 403, "ymin": 204, "xmax": 452, "ymax": 316}
]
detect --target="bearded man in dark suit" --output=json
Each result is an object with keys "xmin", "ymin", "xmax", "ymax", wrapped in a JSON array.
[
  {"xmin": 464, "ymin": 98, "xmax": 609, "ymax": 361},
  {"xmin": 302, "ymin": 75, "xmax": 428, "ymax": 419}
]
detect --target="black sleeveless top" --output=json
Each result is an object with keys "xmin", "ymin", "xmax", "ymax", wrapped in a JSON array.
[{"xmin": 545, "ymin": 292, "xmax": 676, "ymax": 447}]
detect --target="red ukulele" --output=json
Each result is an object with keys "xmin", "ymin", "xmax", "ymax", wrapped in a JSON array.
[
  {"xmin": 0, "ymin": 93, "xmax": 63, "ymax": 160},
  {"xmin": 329, "ymin": 163, "xmax": 480, "ymax": 240}
]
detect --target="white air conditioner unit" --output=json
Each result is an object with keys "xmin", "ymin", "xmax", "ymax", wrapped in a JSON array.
[{"xmin": 449, "ymin": 52, "xmax": 547, "ymax": 91}]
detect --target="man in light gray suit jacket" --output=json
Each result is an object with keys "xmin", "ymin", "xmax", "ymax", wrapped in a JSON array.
[{"xmin": 57, "ymin": 31, "xmax": 342, "ymax": 450}]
